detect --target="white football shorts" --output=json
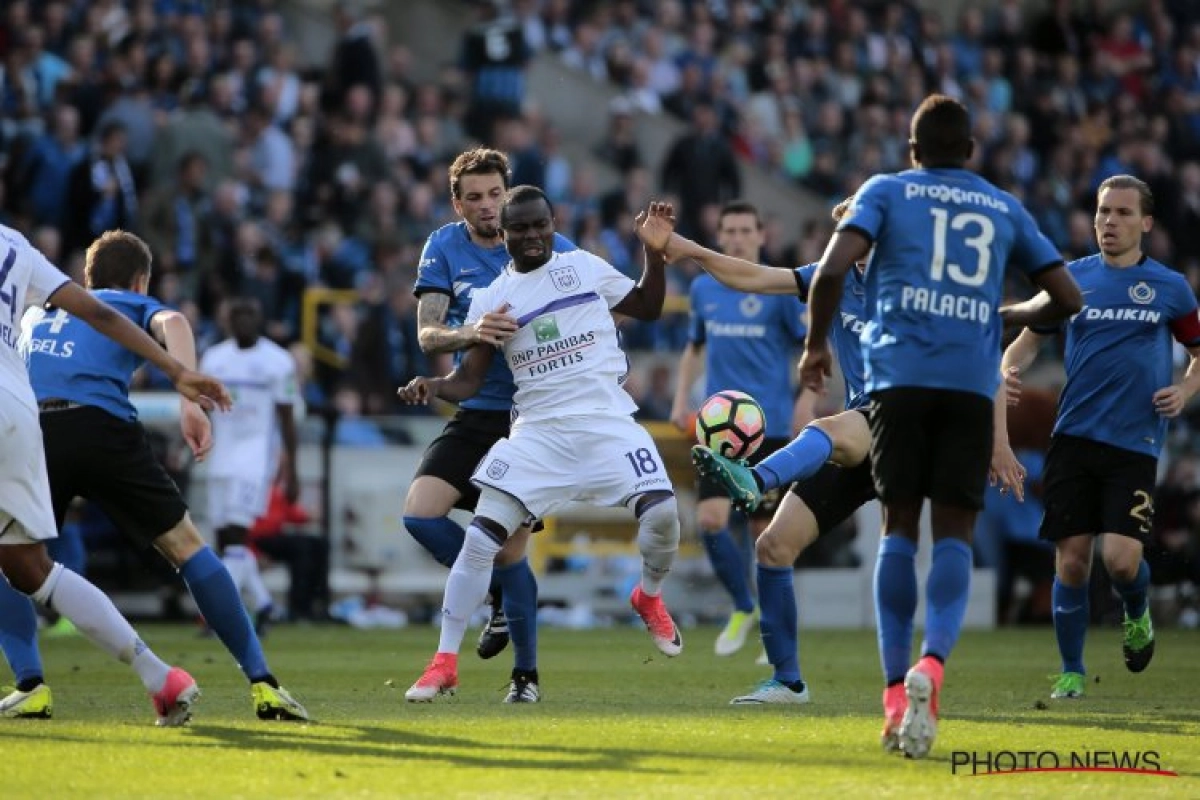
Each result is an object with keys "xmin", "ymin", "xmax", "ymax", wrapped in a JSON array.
[
  {"xmin": 207, "ymin": 474, "xmax": 272, "ymax": 530},
  {"xmin": 471, "ymin": 414, "xmax": 673, "ymax": 519},
  {"xmin": 0, "ymin": 396, "xmax": 58, "ymax": 545}
]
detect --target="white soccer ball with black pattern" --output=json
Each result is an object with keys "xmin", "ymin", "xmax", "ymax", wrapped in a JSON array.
[{"xmin": 695, "ymin": 390, "xmax": 766, "ymax": 461}]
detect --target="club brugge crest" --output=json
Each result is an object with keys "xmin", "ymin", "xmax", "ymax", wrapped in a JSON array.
[
  {"xmin": 550, "ymin": 266, "xmax": 581, "ymax": 293},
  {"xmin": 486, "ymin": 459, "xmax": 509, "ymax": 480},
  {"xmin": 1129, "ymin": 281, "xmax": 1155, "ymax": 305},
  {"xmin": 739, "ymin": 295, "xmax": 762, "ymax": 317}
]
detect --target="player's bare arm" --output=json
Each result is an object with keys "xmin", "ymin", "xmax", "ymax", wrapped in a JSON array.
[
  {"xmin": 276, "ymin": 402, "xmax": 300, "ymax": 501},
  {"xmin": 150, "ymin": 310, "xmax": 213, "ymax": 461},
  {"xmin": 416, "ymin": 293, "xmax": 518, "ymax": 353},
  {"xmin": 989, "ymin": 378, "xmax": 1026, "ymax": 501},
  {"xmin": 999, "ymin": 263, "xmax": 1082, "ymax": 327},
  {"xmin": 398, "ymin": 342, "xmax": 494, "ymax": 405},
  {"xmin": 613, "ymin": 203, "xmax": 671, "ymax": 321},
  {"xmin": 1154, "ymin": 344, "xmax": 1200, "ymax": 418},
  {"xmin": 669, "ymin": 342, "xmax": 704, "ymax": 432},
  {"xmin": 799, "ymin": 229, "xmax": 870, "ymax": 391},
  {"xmin": 49, "ymin": 282, "xmax": 231, "ymax": 411},
  {"xmin": 636, "ymin": 203, "xmax": 796, "ymax": 295}
]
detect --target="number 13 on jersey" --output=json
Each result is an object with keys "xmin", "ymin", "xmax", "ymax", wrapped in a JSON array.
[{"xmin": 929, "ymin": 208, "xmax": 995, "ymax": 287}]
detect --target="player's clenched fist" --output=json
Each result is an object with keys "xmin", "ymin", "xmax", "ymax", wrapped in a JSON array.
[
  {"xmin": 798, "ymin": 343, "xmax": 832, "ymax": 392},
  {"xmin": 472, "ymin": 302, "xmax": 516, "ymax": 347},
  {"xmin": 398, "ymin": 376, "xmax": 442, "ymax": 405}
]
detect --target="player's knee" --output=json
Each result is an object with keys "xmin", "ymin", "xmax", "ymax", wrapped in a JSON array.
[
  {"xmin": 474, "ymin": 488, "xmax": 530, "ymax": 536},
  {"xmin": 154, "ymin": 514, "xmax": 205, "ymax": 567},
  {"xmin": 636, "ymin": 493, "xmax": 679, "ymax": 551},
  {"xmin": 1102, "ymin": 546, "xmax": 1142, "ymax": 584},
  {"xmin": 1055, "ymin": 549, "xmax": 1091, "ymax": 586},
  {"xmin": 755, "ymin": 529, "xmax": 799, "ymax": 567},
  {"xmin": 403, "ymin": 477, "xmax": 459, "ymax": 517},
  {"xmin": 461, "ymin": 522, "xmax": 504, "ymax": 571},
  {"xmin": 696, "ymin": 499, "xmax": 730, "ymax": 534},
  {"xmin": 0, "ymin": 545, "xmax": 55, "ymax": 595}
]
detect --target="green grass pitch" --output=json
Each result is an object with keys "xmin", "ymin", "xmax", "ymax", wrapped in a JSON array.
[{"xmin": 3, "ymin": 624, "xmax": 1197, "ymax": 798}]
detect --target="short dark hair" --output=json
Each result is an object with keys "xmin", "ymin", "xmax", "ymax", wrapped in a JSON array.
[
  {"xmin": 1097, "ymin": 174, "xmax": 1155, "ymax": 216},
  {"xmin": 84, "ymin": 230, "xmax": 152, "ymax": 290},
  {"xmin": 448, "ymin": 148, "xmax": 511, "ymax": 199},
  {"xmin": 501, "ymin": 184, "xmax": 553, "ymax": 222},
  {"xmin": 718, "ymin": 200, "xmax": 762, "ymax": 228},
  {"xmin": 910, "ymin": 94, "xmax": 972, "ymax": 166}
]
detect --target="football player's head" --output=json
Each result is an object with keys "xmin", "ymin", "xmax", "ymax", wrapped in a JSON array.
[
  {"xmin": 716, "ymin": 201, "xmax": 763, "ymax": 262},
  {"xmin": 85, "ymin": 230, "xmax": 153, "ymax": 294},
  {"xmin": 449, "ymin": 148, "xmax": 511, "ymax": 242},
  {"xmin": 501, "ymin": 185, "xmax": 556, "ymax": 270},
  {"xmin": 909, "ymin": 93, "xmax": 973, "ymax": 169}
]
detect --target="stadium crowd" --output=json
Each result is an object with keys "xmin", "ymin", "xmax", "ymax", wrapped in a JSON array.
[{"xmin": 0, "ymin": 0, "xmax": 1197, "ymax": 620}]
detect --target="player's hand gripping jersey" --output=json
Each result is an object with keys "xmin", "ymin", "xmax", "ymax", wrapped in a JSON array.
[{"xmin": 465, "ymin": 250, "xmax": 639, "ymax": 423}]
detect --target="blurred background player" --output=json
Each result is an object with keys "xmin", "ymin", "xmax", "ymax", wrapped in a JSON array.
[
  {"xmin": 800, "ymin": 94, "xmax": 1081, "ymax": 758},
  {"xmin": 406, "ymin": 149, "xmax": 573, "ymax": 672},
  {"xmin": 0, "ymin": 231, "xmax": 306, "ymax": 721},
  {"xmin": 200, "ymin": 298, "xmax": 299, "ymax": 633},
  {"xmin": 668, "ymin": 200, "xmax": 809, "ymax": 657},
  {"xmin": 0, "ymin": 222, "xmax": 231, "ymax": 726},
  {"xmin": 1000, "ymin": 175, "xmax": 1200, "ymax": 700},
  {"xmin": 402, "ymin": 191, "xmax": 680, "ymax": 703}
]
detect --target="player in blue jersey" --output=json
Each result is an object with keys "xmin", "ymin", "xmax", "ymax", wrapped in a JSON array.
[
  {"xmin": 668, "ymin": 201, "xmax": 808, "ymax": 657},
  {"xmin": 800, "ymin": 95, "xmax": 1082, "ymax": 758},
  {"xmin": 0, "ymin": 231, "xmax": 308, "ymax": 723},
  {"xmin": 999, "ymin": 175, "xmax": 1200, "ymax": 701},
  {"xmin": 407, "ymin": 148, "xmax": 574, "ymax": 697}
]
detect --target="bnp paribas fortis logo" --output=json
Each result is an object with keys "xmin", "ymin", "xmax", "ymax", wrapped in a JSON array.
[{"xmin": 532, "ymin": 315, "xmax": 561, "ymax": 343}]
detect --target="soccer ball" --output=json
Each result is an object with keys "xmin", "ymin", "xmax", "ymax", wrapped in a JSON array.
[{"xmin": 695, "ymin": 390, "xmax": 766, "ymax": 460}]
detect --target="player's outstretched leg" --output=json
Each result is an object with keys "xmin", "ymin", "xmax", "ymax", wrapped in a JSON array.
[
  {"xmin": 731, "ymin": 564, "xmax": 808, "ymax": 705},
  {"xmin": 407, "ymin": 514, "xmax": 510, "ymax": 701},
  {"xmin": 630, "ymin": 493, "xmax": 682, "ymax": 657},
  {"xmin": 5, "ymin": 555, "xmax": 200, "ymax": 726},
  {"xmin": 0, "ymin": 575, "xmax": 51, "ymax": 718},
  {"xmin": 691, "ymin": 446, "xmax": 761, "ymax": 513},
  {"xmin": 169, "ymin": 524, "xmax": 309, "ymax": 722}
]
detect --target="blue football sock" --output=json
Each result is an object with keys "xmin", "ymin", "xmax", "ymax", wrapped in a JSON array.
[
  {"xmin": 0, "ymin": 577, "xmax": 44, "ymax": 685},
  {"xmin": 1052, "ymin": 578, "xmax": 1089, "ymax": 675},
  {"xmin": 921, "ymin": 538, "xmax": 973, "ymax": 662},
  {"xmin": 755, "ymin": 426, "xmax": 833, "ymax": 492},
  {"xmin": 180, "ymin": 547, "xmax": 271, "ymax": 682},
  {"xmin": 875, "ymin": 535, "xmax": 918, "ymax": 684},
  {"xmin": 404, "ymin": 515, "xmax": 467, "ymax": 569},
  {"xmin": 496, "ymin": 558, "xmax": 538, "ymax": 672},
  {"xmin": 703, "ymin": 529, "xmax": 755, "ymax": 613},
  {"xmin": 1113, "ymin": 560, "xmax": 1150, "ymax": 619},
  {"xmin": 758, "ymin": 564, "xmax": 801, "ymax": 684}
]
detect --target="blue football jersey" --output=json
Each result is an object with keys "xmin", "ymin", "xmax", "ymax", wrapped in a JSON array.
[
  {"xmin": 688, "ymin": 275, "xmax": 807, "ymax": 438},
  {"xmin": 841, "ymin": 168, "xmax": 1062, "ymax": 399},
  {"xmin": 20, "ymin": 289, "xmax": 168, "ymax": 421},
  {"xmin": 1043, "ymin": 255, "xmax": 1200, "ymax": 458},
  {"xmin": 795, "ymin": 263, "xmax": 869, "ymax": 410},
  {"xmin": 414, "ymin": 222, "xmax": 574, "ymax": 411}
]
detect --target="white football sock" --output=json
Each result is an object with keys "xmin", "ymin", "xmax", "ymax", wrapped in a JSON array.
[
  {"xmin": 636, "ymin": 496, "xmax": 680, "ymax": 596},
  {"xmin": 33, "ymin": 563, "xmax": 170, "ymax": 692},
  {"xmin": 437, "ymin": 525, "xmax": 502, "ymax": 654}
]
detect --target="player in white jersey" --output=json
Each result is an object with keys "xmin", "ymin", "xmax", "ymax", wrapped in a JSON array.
[
  {"xmin": 401, "ymin": 188, "xmax": 682, "ymax": 703},
  {"xmin": 199, "ymin": 298, "xmax": 299, "ymax": 630},
  {"xmin": 0, "ymin": 224, "xmax": 231, "ymax": 724}
]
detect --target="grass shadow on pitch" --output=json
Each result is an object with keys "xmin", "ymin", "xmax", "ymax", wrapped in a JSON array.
[{"xmin": 129, "ymin": 721, "xmax": 852, "ymax": 775}]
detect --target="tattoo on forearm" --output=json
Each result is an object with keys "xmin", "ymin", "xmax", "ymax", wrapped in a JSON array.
[{"xmin": 417, "ymin": 293, "xmax": 475, "ymax": 353}]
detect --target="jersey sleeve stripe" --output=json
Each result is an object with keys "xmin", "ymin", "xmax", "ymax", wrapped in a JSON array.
[{"xmin": 515, "ymin": 291, "xmax": 601, "ymax": 327}]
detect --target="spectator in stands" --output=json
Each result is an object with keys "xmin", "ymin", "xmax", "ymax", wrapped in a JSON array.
[{"xmin": 660, "ymin": 99, "xmax": 740, "ymax": 239}]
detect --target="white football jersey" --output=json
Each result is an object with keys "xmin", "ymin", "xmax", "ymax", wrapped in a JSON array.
[
  {"xmin": 466, "ymin": 250, "xmax": 637, "ymax": 423},
  {"xmin": 199, "ymin": 337, "xmax": 298, "ymax": 478},
  {"xmin": 0, "ymin": 225, "xmax": 69, "ymax": 411}
]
